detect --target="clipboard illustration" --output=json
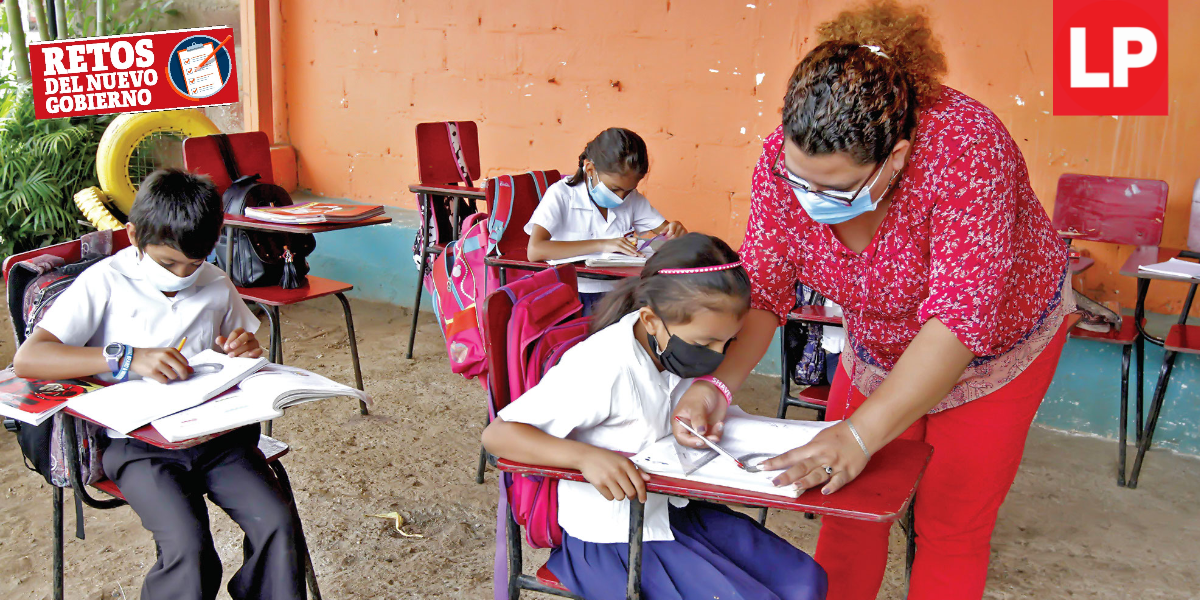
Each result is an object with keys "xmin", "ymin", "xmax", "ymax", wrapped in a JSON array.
[{"xmin": 175, "ymin": 42, "xmax": 224, "ymax": 98}]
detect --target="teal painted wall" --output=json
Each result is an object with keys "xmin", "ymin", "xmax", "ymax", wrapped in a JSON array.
[{"xmin": 313, "ymin": 204, "xmax": 1200, "ymax": 456}]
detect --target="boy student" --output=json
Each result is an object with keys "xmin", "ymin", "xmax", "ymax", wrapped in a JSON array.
[{"xmin": 13, "ymin": 169, "xmax": 305, "ymax": 600}]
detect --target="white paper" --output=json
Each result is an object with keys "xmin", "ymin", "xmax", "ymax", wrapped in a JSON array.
[
  {"xmin": 545, "ymin": 252, "xmax": 649, "ymax": 267},
  {"xmin": 1137, "ymin": 258, "xmax": 1200, "ymax": 280},
  {"xmin": 67, "ymin": 350, "xmax": 266, "ymax": 434},
  {"xmin": 631, "ymin": 407, "xmax": 837, "ymax": 498},
  {"xmin": 177, "ymin": 42, "xmax": 224, "ymax": 97}
]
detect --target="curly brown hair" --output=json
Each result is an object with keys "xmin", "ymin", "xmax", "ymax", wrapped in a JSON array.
[{"xmin": 783, "ymin": 0, "xmax": 948, "ymax": 165}]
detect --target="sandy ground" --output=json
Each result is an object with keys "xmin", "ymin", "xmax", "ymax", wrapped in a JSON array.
[{"xmin": 0, "ymin": 297, "xmax": 1197, "ymax": 600}]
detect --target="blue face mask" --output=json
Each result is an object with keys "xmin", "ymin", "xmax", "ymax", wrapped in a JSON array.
[
  {"xmin": 790, "ymin": 166, "xmax": 890, "ymax": 225},
  {"xmin": 588, "ymin": 175, "xmax": 626, "ymax": 209}
]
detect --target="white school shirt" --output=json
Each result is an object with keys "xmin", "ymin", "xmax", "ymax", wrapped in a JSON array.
[
  {"xmin": 36, "ymin": 247, "xmax": 260, "ymax": 437},
  {"xmin": 497, "ymin": 311, "xmax": 689, "ymax": 544},
  {"xmin": 524, "ymin": 179, "xmax": 666, "ymax": 294}
]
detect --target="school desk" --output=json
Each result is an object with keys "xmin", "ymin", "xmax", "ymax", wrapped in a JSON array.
[
  {"xmin": 220, "ymin": 214, "xmax": 391, "ymax": 429},
  {"xmin": 1115, "ymin": 246, "xmax": 1200, "ymax": 489},
  {"xmin": 486, "ymin": 249, "xmax": 643, "ymax": 285},
  {"xmin": 496, "ymin": 438, "xmax": 932, "ymax": 600}
]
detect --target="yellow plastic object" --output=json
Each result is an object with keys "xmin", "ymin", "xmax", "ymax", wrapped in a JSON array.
[
  {"xmin": 96, "ymin": 109, "xmax": 220, "ymax": 215},
  {"xmin": 73, "ymin": 187, "xmax": 125, "ymax": 230}
]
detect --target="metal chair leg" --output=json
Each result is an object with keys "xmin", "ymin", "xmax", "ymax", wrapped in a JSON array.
[
  {"xmin": 334, "ymin": 293, "xmax": 367, "ymax": 415},
  {"xmin": 270, "ymin": 462, "xmax": 322, "ymax": 600},
  {"xmin": 1117, "ymin": 344, "xmax": 1132, "ymax": 487},
  {"xmin": 756, "ymin": 507, "xmax": 768, "ymax": 525},
  {"xmin": 406, "ymin": 194, "xmax": 433, "ymax": 360},
  {"xmin": 1135, "ymin": 336, "xmax": 1145, "ymax": 445},
  {"xmin": 257, "ymin": 302, "xmax": 277, "ymax": 363},
  {"xmin": 506, "ymin": 507, "xmax": 522, "ymax": 600},
  {"xmin": 53, "ymin": 486, "xmax": 64, "ymax": 600},
  {"xmin": 777, "ymin": 325, "xmax": 792, "ymax": 420},
  {"xmin": 1128, "ymin": 349, "xmax": 1178, "ymax": 489},
  {"xmin": 904, "ymin": 500, "xmax": 917, "ymax": 587},
  {"xmin": 626, "ymin": 498, "xmax": 645, "ymax": 600}
]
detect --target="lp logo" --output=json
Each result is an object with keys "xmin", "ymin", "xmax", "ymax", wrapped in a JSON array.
[{"xmin": 1054, "ymin": 0, "xmax": 1168, "ymax": 115}]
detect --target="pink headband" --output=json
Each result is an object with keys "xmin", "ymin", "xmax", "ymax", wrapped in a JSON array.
[{"xmin": 656, "ymin": 261, "xmax": 743, "ymax": 275}]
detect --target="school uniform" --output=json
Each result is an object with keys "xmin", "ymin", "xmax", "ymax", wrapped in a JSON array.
[
  {"xmin": 525, "ymin": 179, "xmax": 666, "ymax": 310},
  {"xmin": 499, "ymin": 312, "xmax": 828, "ymax": 600},
  {"xmin": 37, "ymin": 247, "xmax": 304, "ymax": 600}
]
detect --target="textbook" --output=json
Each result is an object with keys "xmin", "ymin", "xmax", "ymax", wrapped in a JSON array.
[
  {"xmin": 67, "ymin": 350, "xmax": 268, "ymax": 434},
  {"xmin": 152, "ymin": 364, "xmax": 371, "ymax": 442},
  {"xmin": 0, "ymin": 369, "xmax": 102, "ymax": 425},
  {"xmin": 244, "ymin": 202, "xmax": 385, "ymax": 224},
  {"xmin": 1137, "ymin": 258, "xmax": 1200, "ymax": 280},
  {"xmin": 631, "ymin": 407, "xmax": 837, "ymax": 498},
  {"xmin": 545, "ymin": 252, "xmax": 651, "ymax": 268}
]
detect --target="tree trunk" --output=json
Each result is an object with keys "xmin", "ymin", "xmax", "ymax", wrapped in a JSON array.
[
  {"xmin": 53, "ymin": 0, "xmax": 67, "ymax": 40},
  {"xmin": 31, "ymin": 0, "xmax": 50, "ymax": 41},
  {"xmin": 96, "ymin": 0, "xmax": 105, "ymax": 36},
  {"xmin": 3, "ymin": 0, "xmax": 32, "ymax": 84}
]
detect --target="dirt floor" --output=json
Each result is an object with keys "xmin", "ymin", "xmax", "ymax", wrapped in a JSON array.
[{"xmin": 0, "ymin": 297, "xmax": 1197, "ymax": 600}]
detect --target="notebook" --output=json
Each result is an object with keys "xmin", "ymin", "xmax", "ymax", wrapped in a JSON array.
[
  {"xmin": 244, "ymin": 202, "xmax": 385, "ymax": 224},
  {"xmin": 0, "ymin": 369, "xmax": 103, "ymax": 425},
  {"xmin": 631, "ymin": 407, "xmax": 837, "ymax": 498},
  {"xmin": 66, "ymin": 350, "xmax": 268, "ymax": 434},
  {"xmin": 152, "ymin": 364, "xmax": 372, "ymax": 442},
  {"xmin": 1137, "ymin": 258, "xmax": 1200, "ymax": 280},
  {"xmin": 545, "ymin": 251, "xmax": 652, "ymax": 267}
]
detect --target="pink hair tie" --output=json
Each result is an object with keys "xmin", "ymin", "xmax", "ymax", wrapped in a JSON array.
[{"xmin": 656, "ymin": 261, "xmax": 743, "ymax": 275}]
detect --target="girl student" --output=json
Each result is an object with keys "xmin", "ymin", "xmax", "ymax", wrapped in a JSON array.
[
  {"xmin": 482, "ymin": 233, "xmax": 827, "ymax": 600},
  {"xmin": 525, "ymin": 127, "xmax": 688, "ymax": 314}
]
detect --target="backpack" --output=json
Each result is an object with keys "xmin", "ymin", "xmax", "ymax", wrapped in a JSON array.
[
  {"xmin": 210, "ymin": 134, "xmax": 316, "ymax": 288},
  {"xmin": 423, "ymin": 212, "xmax": 500, "ymax": 381},
  {"xmin": 411, "ymin": 122, "xmax": 480, "ymax": 270},
  {"xmin": 485, "ymin": 170, "xmax": 556, "ymax": 254},
  {"xmin": 789, "ymin": 284, "xmax": 828, "ymax": 386},
  {"xmin": 4, "ymin": 230, "xmax": 118, "ymax": 539}
]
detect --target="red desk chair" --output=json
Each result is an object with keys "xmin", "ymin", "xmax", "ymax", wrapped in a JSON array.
[
  {"xmin": 183, "ymin": 132, "xmax": 367, "ymax": 430},
  {"xmin": 485, "ymin": 170, "xmax": 562, "ymax": 286},
  {"xmin": 406, "ymin": 121, "xmax": 485, "ymax": 359},
  {"xmin": 777, "ymin": 305, "xmax": 843, "ymax": 423},
  {"xmin": 2, "ymin": 232, "xmax": 323, "ymax": 600},
  {"xmin": 1051, "ymin": 173, "xmax": 1168, "ymax": 487}
]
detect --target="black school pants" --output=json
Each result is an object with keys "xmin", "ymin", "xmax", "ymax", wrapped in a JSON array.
[{"xmin": 101, "ymin": 425, "xmax": 305, "ymax": 600}]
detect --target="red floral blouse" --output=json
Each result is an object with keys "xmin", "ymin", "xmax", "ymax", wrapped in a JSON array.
[{"xmin": 741, "ymin": 87, "xmax": 1074, "ymax": 412}]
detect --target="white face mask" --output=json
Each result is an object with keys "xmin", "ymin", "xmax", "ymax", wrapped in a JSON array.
[{"xmin": 138, "ymin": 251, "xmax": 202, "ymax": 292}]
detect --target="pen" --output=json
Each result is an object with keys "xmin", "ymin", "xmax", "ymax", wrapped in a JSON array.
[
  {"xmin": 674, "ymin": 416, "xmax": 746, "ymax": 469},
  {"xmin": 197, "ymin": 35, "xmax": 233, "ymax": 69},
  {"xmin": 175, "ymin": 337, "xmax": 187, "ymax": 352}
]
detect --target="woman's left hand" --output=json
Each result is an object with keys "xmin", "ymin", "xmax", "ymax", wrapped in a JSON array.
[{"xmin": 760, "ymin": 421, "xmax": 871, "ymax": 495}]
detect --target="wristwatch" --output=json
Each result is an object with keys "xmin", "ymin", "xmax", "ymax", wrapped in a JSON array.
[{"xmin": 103, "ymin": 342, "xmax": 127, "ymax": 376}]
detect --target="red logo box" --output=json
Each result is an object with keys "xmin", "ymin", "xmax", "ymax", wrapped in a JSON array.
[
  {"xmin": 1053, "ymin": 0, "xmax": 1167, "ymax": 116},
  {"xmin": 28, "ymin": 26, "xmax": 237, "ymax": 120}
]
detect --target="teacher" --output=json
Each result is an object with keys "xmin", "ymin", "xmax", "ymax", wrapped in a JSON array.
[{"xmin": 671, "ymin": 2, "xmax": 1075, "ymax": 599}]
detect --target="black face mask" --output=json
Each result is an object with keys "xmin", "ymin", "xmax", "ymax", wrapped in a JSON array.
[{"xmin": 646, "ymin": 322, "xmax": 726, "ymax": 379}]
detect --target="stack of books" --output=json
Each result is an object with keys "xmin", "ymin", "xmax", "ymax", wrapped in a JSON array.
[{"xmin": 245, "ymin": 202, "xmax": 385, "ymax": 225}]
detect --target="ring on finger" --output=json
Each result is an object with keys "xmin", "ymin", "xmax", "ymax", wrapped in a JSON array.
[{"xmin": 823, "ymin": 466, "xmax": 834, "ymax": 476}]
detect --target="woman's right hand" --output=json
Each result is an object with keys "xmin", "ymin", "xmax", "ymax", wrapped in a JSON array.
[
  {"xmin": 130, "ymin": 347, "xmax": 191, "ymax": 383},
  {"xmin": 578, "ymin": 446, "xmax": 649, "ymax": 502},
  {"xmin": 599, "ymin": 237, "xmax": 642, "ymax": 257},
  {"xmin": 671, "ymin": 380, "xmax": 729, "ymax": 448}
]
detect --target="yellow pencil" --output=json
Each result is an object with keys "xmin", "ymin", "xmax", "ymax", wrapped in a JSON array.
[{"xmin": 175, "ymin": 337, "xmax": 187, "ymax": 352}]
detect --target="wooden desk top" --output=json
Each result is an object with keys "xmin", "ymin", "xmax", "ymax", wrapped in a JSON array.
[
  {"xmin": 1118, "ymin": 246, "xmax": 1198, "ymax": 283},
  {"xmin": 407, "ymin": 183, "xmax": 486, "ymax": 199},
  {"xmin": 487, "ymin": 252, "xmax": 643, "ymax": 281},
  {"xmin": 499, "ymin": 438, "xmax": 932, "ymax": 523},
  {"xmin": 222, "ymin": 214, "xmax": 392, "ymax": 234}
]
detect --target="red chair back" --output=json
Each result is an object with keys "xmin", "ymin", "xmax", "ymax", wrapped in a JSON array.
[
  {"xmin": 1052, "ymin": 174, "xmax": 1169, "ymax": 247},
  {"xmin": 182, "ymin": 131, "xmax": 273, "ymax": 195},
  {"xmin": 3, "ymin": 229, "xmax": 132, "ymax": 282},
  {"xmin": 485, "ymin": 170, "xmax": 561, "ymax": 258},
  {"xmin": 415, "ymin": 122, "xmax": 481, "ymax": 186}
]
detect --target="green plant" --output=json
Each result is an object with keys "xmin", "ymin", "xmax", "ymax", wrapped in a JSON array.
[{"xmin": 0, "ymin": 0, "xmax": 178, "ymax": 256}]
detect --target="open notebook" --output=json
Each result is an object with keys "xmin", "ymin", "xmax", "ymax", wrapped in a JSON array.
[
  {"xmin": 152, "ymin": 364, "xmax": 371, "ymax": 441},
  {"xmin": 631, "ymin": 407, "xmax": 837, "ymax": 498},
  {"xmin": 67, "ymin": 350, "xmax": 267, "ymax": 434},
  {"xmin": 545, "ymin": 252, "xmax": 648, "ymax": 268}
]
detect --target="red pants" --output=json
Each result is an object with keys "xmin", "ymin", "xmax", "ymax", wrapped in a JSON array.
[{"xmin": 815, "ymin": 322, "xmax": 1069, "ymax": 600}]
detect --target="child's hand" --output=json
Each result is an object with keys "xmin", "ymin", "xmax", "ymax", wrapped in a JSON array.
[
  {"xmin": 578, "ymin": 446, "xmax": 650, "ymax": 503},
  {"xmin": 662, "ymin": 221, "xmax": 688, "ymax": 239},
  {"xmin": 601, "ymin": 237, "xmax": 642, "ymax": 257},
  {"xmin": 217, "ymin": 328, "xmax": 263, "ymax": 358},
  {"xmin": 131, "ymin": 348, "xmax": 192, "ymax": 383}
]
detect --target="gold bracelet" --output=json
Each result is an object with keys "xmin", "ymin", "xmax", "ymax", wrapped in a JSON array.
[{"xmin": 846, "ymin": 419, "xmax": 871, "ymax": 459}]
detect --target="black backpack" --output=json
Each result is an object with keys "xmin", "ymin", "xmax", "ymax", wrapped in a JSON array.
[{"xmin": 211, "ymin": 134, "xmax": 316, "ymax": 288}]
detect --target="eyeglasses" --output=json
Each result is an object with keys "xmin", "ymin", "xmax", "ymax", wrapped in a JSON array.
[{"xmin": 771, "ymin": 148, "xmax": 884, "ymax": 207}]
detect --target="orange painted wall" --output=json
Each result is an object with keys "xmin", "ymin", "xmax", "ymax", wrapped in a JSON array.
[{"xmin": 278, "ymin": 0, "xmax": 1200, "ymax": 314}]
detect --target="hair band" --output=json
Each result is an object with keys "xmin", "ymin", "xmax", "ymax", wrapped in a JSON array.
[
  {"xmin": 656, "ymin": 261, "xmax": 743, "ymax": 275},
  {"xmin": 861, "ymin": 44, "xmax": 890, "ymax": 59}
]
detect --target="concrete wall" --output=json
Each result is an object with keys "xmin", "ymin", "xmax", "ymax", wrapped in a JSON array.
[{"xmin": 278, "ymin": 0, "xmax": 1200, "ymax": 315}]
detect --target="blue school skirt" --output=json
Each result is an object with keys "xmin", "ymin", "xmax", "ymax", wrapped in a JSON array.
[{"xmin": 547, "ymin": 502, "xmax": 827, "ymax": 600}]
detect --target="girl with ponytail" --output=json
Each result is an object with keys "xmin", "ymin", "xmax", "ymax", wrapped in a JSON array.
[
  {"xmin": 525, "ymin": 128, "xmax": 687, "ymax": 314},
  {"xmin": 483, "ymin": 233, "xmax": 827, "ymax": 600},
  {"xmin": 674, "ymin": 2, "xmax": 1074, "ymax": 599}
]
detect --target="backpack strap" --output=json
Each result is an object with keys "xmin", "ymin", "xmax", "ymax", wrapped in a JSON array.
[
  {"xmin": 486, "ymin": 175, "xmax": 516, "ymax": 255},
  {"xmin": 212, "ymin": 134, "xmax": 242, "ymax": 181},
  {"xmin": 444, "ymin": 122, "xmax": 473, "ymax": 187},
  {"xmin": 530, "ymin": 170, "xmax": 549, "ymax": 199}
]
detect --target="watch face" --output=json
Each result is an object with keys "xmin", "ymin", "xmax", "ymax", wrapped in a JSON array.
[{"xmin": 104, "ymin": 343, "xmax": 122, "ymax": 358}]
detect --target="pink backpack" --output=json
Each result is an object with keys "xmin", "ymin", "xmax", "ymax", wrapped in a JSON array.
[{"xmin": 423, "ymin": 212, "xmax": 498, "ymax": 380}]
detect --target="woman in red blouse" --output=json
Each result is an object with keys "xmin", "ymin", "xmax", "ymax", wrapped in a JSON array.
[{"xmin": 672, "ymin": 3, "xmax": 1075, "ymax": 599}]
